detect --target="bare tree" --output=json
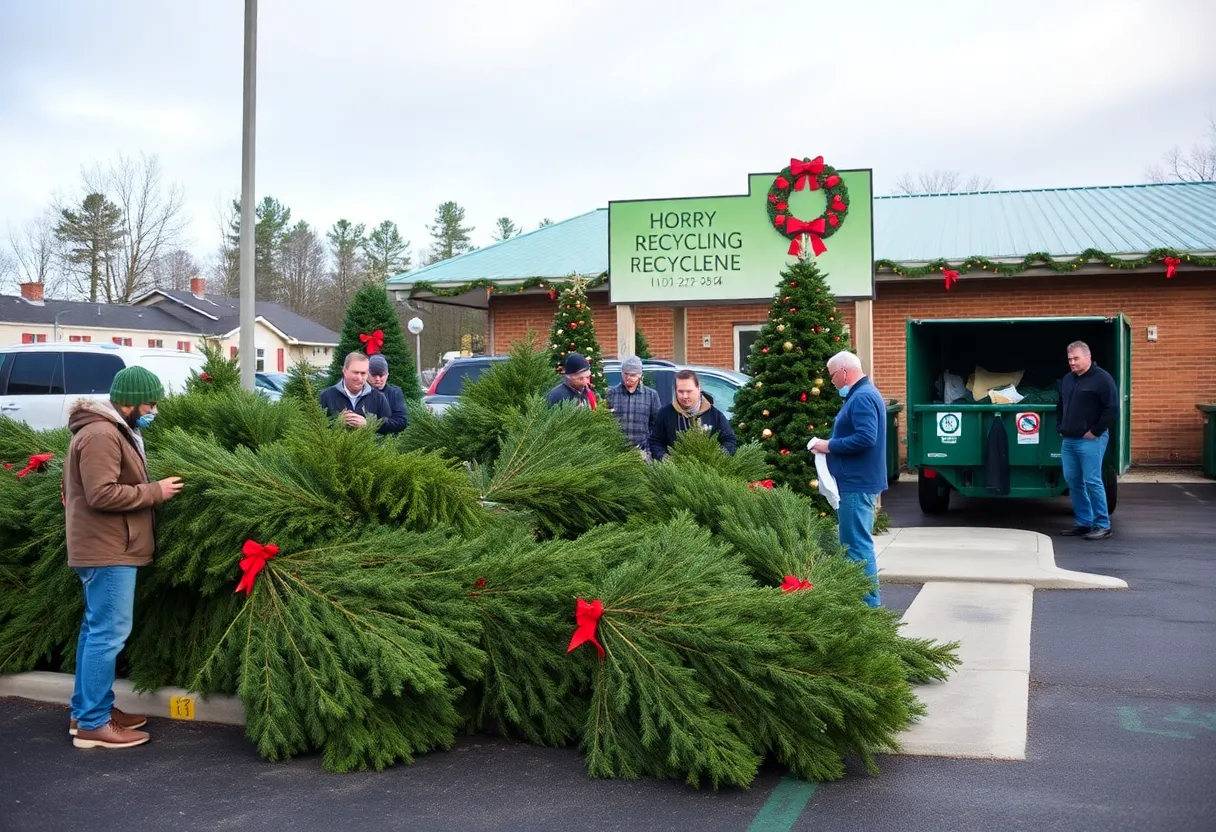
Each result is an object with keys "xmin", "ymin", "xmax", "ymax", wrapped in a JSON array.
[
  {"xmin": 280, "ymin": 221, "xmax": 329, "ymax": 315},
  {"xmin": 892, "ymin": 170, "xmax": 994, "ymax": 195},
  {"xmin": 0, "ymin": 247, "xmax": 16, "ymax": 294},
  {"xmin": 212, "ymin": 194, "xmax": 240, "ymax": 296},
  {"xmin": 8, "ymin": 209, "xmax": 62, "ymax": 293},
  {"xmin": 82, "ymin": 152, "xmax": 188, "ymax": 302},
  {"xmin": 1147, "ymin": 116, "xmax": 1216, "ymax": 183},
  {"xmin": 150, "ymin": 248, "xmax": 201, "ymax": 292}
]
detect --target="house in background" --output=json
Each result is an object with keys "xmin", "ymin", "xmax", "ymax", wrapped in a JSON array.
[{"xmin": 0, "ymin": 278, "xmax": 339, "ymax": 372}]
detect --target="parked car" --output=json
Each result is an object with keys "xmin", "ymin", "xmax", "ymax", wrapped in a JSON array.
[
  {"xmin": 0, "ymin": 342, "xmax": 206, "ymax": 431},
  {"xmin": 423, "ymin": 355, "xmax": 750, "ymax": 420},
  {"xmin": 255, "ymin": 371, "xmax": 290, "ymax": 402}
]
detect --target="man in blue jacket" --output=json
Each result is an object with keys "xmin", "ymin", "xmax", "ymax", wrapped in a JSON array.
[
  {"xmin": 367, "ymin": 354, "xmax": 408, "ymax": 435},
  {"xmin": 319, "ymin": 352, "xmax": 392, "ymax": 430},
  {"xmin": 809, "ymin": 350, "xmax": 887, "ymax": 607},
  {"xmin": 1056, "ymin": 340, "xmax": 1119, "ymax": 540}
]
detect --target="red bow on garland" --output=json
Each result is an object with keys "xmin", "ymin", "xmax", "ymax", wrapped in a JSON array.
[
  {"xmin": 234, "ymin": 539, "xmax": 279, "ymax": 596},
  {"xmin": 15, "ymin": 453, "xmax": 54, "ymax": 478},
  {"xmin": 359, "ymin": 330, "xmax": 385, "ymax": 355},
  {"xmin": 781, "ymin": 575, "xmax": 813, "ymax": 593},
  {"xmin": 790, "ymin": 156, "xmax": 824, "ymax": 191},
  {"xmin": 942, "ymin": 268, "xmax": 960, "ymax": 291},
  {"xmin": 784, "ymin": 217, "xmax": 828, "ymax": 257},
  {"xmin": 566, "ymin": 598, "xmax": 606, "ymax": 659},
  {"xmin": 1164, "ymin": 257, "xmax": 1181, "ymax": 278},
  {"xmin": 748, "ymin": 479, "xmax": 775, "ymax": 489}
]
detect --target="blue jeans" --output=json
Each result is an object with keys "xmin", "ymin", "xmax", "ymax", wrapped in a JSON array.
[
  {"xmin": 1061, "ymin": 433, "xmax": 1110, "ymax": 530},
  {"xmin": 71, "ymin": 566, "xmax": 137, "ymax": 731},
  {"xmin": 838, "ymin": 491, "xmax": 881, "ymax": 607}
]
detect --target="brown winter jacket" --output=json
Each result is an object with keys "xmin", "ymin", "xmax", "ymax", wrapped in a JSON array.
[{"xmin": 62, "ymin": 399, "xmax": 165, "ymax": 567}]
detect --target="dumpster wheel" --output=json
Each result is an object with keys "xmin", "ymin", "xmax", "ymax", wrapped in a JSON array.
[
  {"xmin": 1104, "ymin": 466, "xmax": 1118, "ymax": 514},
  {"xmin": 918, "ymin": 469, "xmax": 951, "ymax": 515}
]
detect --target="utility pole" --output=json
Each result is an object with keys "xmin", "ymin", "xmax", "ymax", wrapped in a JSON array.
[{"xmin": 238, "ymin": 0, "xmax": 258, "ymax": 390}]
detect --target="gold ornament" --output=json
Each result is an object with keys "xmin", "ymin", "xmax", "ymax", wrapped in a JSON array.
[
  {"xmin": 810, "ymin": 479, "xmax": 819, "ymax": 488},
  {"xmin": 761, "ymin": 428, "xmax": 773, "ymax": 439},
  {"xmin": 777, "ymin": 324, "xmax": 786, "ymax": 333},
  {"xmin": 755, "ymin": 381, "xmax": 763, "ymax": 389},
  {"xmin": 819, "ymin": 511, "xmax": 827, "ymax": 518},
  {"xmin": 814, "ymin": 377, "xmax": 824, "ymax": 387},
  {"xmin": 811, "ymin": 387, "xmax": 821, "ymax": 397},
  {"xmin": 783, "ymin": 341, "xmax": 793, "ymax": 352},
  {"xmin": 557, "ymin": 329, "xmax": 564, "ymax": 335},
  {"xmin": 762, "ymin": 409, "xmax": 770, "ymax": 416}
]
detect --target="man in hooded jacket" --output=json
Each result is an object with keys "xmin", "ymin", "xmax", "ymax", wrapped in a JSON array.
[{"xmin": 648, "ymin": 369, "xmax": 737, "ymax": 461}]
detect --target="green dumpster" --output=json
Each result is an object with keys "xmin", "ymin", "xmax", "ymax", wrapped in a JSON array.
[
  {"xmin": 905, "ymin": 315, "xmax": 1132, "ymax": 515},
  {"xmin": 886, "ymin": 400, "xmax": 903, "ymax": 482},
  {"xmin": 1200, "ymin": 404, "xmax": 1216, "ymax": 479}
]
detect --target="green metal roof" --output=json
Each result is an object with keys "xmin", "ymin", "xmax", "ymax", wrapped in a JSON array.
[{"xmin": 387, "ymin": 181, "xmax": 1216, "ymax": 286}]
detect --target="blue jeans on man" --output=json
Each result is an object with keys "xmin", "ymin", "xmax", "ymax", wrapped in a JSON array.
[
  {"xmin": 1061, "ymin": 433, "xmax": 1110, "ymax": 530},
  {"xmin": 71, "ymin": 566, "xmax": 138, "ymax": 731},
  {"xmin": 837, "ymin": 491, "xmax": 881, "ymax": 607}
]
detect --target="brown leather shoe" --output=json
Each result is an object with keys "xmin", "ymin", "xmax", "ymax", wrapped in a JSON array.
[
  {"xmin": 73, "ymin": 719, "xmax": 150, "ymax": 749},
  {"xmin": 69, "ymin": 707, "xmax": 148, "ymax": 736}
]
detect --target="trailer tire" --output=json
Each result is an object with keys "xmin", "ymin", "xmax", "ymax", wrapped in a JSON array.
[
  {"xmin": 1104, "ymin": 466, "xmax": 1118, "ymax": 514},
  {"xmin": 918, "ymin": 470, "xmax": 951, "ymax": 515}
]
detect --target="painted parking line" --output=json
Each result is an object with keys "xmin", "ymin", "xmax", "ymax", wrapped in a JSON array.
[{"xmin": 747, "ymin": 775, "xmax": 817, "ymax": 832}]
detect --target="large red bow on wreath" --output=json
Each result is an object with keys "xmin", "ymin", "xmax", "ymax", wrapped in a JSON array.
[
  {"xmin": 790, "ymin": 156, "xmax": 824, "ymax": 191},
  {"xmin": 359, "ymin": 330, "xmax": 385, "ymax": 355},
  {"xmin": 785, "ymin": 217, "xmax": 828, "ymax": 257},
  {"xmin": 781, "ymin": 575, "xmax": 813, "ymax": 593},
  {"xmin": 1164, "ymin": 257, "xmax": 1181, "ymax": 279},
  {"xmin": 15, "ymin": 453, "xmax": 54, "ymax": 478},
  {"xmin": 566, "ymin": 598, "xmax": 605, "ymax": 659},
  {"xmin": 235, "ymin": 539, "xmax": 279, "ymax": 596}
]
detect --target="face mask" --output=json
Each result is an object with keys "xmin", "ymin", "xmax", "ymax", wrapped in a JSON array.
[
  {"xmin": 136, "ymin": 413, "xmax": 156, "ymax": 429},
  {"xmin": 838, "ymin": 385, "xmax": 851, "ymax": 399}
]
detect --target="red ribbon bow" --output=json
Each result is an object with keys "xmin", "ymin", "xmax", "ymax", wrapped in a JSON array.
[
  {"xmin": 15, "ymin": 453, "xmax": 54, "ymax": 478},
  {"xmin": 235, "ymin": 539, "xmax": 279, "ymax": 596},
  {"xmin": 359, "ymin": 330, "xmax": 385, "ymax": 355},
  {"xmin": 785, "ymin": 217, "xmax": 828, "ymax": 257},
  {"xmin": 748, "ymin": 479, "xmax": 775, "ymax": 489},
  {"xmin": 1164, "ymin": 257, "xmax": 1181, "ymax": 278},
  {"xmin": 942, "ymin": 268, "xmax": 960, "ymax": 291},
  {"xmin": 781, "ymin": 575, "xmax": 813, "ymax": 593},
  {"xmin": 200, "ymin": 372, "xmax": 212, "ymax": 382},
  {"xmin": 790, "ymin": 156, "xmax": 824, "ymax": 191},
  {"xmin": 566, "ymin": 598, "xmax": 605, "ymax": 659}
]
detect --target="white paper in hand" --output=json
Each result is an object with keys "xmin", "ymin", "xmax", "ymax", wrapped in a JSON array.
[{"xmin": 807, "ymin": 436, "xmax": 840, "ymax": 509}]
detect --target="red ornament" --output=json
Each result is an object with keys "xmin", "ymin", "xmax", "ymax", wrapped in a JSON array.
[
  {"xmin": 748, "ymin": 479, "xmax": 776, "ymax": 489},
  {"xmin": 790, "ymin": 281, "xmax": 798, "ymax": 287},
  {"xmin": 570, "ymin": 322, "xmax": 577, "ymax": 330},
  {"xmin": 780, "ymin": 448, "xmax": 791, "ymax": 455},
  {"xmin": 359, "ymin": 329, "xmax": 385, "ymax": 355},
  {"xmin": 813, "ymin": 326, "xmax": 821, "ymax": 334},
  {"xmin": 827, "ymin": 212, "xmax": 839, "ymax": 228},
  {"xmin": 773, "ymin": 215, "xmax": 786, "ymax": 227},
  {"xmin": 548, "ymin": 290, "xmax": 557, "ymax": 300},
  {"xmin": 15, "ymin": 453, "xmax": 54, "ymax": 478},
  {"xmin": 761, "ymin": 347, "xmax": 769, "ymax": 353},
  {"xmin": 834, "ymin": 336, "xmax": 840, "ymax": 341},
  {"xmin": 831, "ymin": 194, "xmax": 847, "ymax": 212},
  {"xmin": 824, "ymin": 174, "xmax": 841, "ymax": 188},
  {"xmin": 1164, "ymin": 257, "xmax": 1181, "ymax": 278},
  {"xmin": 774, "ymin": 175, "xmax": 790, "ymax": 189},
  {"xmin": 789, "ymin": 307, "xmax": 797, "ymax": 313},
  {"xmin": 2, "ymin": 463, "xmax": 11, "ymax": 469},
  {"xmin": 781, "ymin": 575, "xmax": 813, "ymax": 593},
  {"xmin": 768, "ymin": 193, "xmax": 779, "ymax": 204},
  {"xmin": 800, "ymin": 392, "xmax": 808, "ymax": 402},
  {"xmin": 201, "ymin": 372, "xmax": 212, "ymax": 382},
  {"xmin": 776, "ymin": 201, "xmax": 788, "ymax": 211},
  {"xmin": 942, "ymin": 268, "xmax": 960, "ymax": 291},
  {"xmin": 567, "ymin": 598, "xmax": 605, "ymax": 659},
  {"xmin": 234, "ymin": 540, "xmax": 279, "ymax": 596}
]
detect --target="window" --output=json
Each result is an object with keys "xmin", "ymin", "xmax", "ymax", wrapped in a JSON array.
[
  {"xmin": 20, "ymin": 333, "xmax": 48, "ymax": 344},
  {"xmin": 176, "ymin": 341, "xmax": 192, "ymax": 352},
  {"xmin": 148, "ymin": 339, "xmax": 164, "ymax": 349},
  {"xmin": 5, "ymin": 352, "xmax": 65, "ymax": 395},
  {"xmin": 64, "ymin": 353, "xmax": 125, "ymax": 395},
  {"xmin": 434, "ymin": 362, "xmax": 490, "ymax": 396},
  {"xmin": 733, "ymin": 324, "xmax": 765, "ymax": 373},
  {"xmin": 112, "ymin": 337, "xmax": 133, "ymax": 347},
  {"xmin": 698, "ymin": 374, "xmax": 740, "ymax": 420},
  {"xmin": 68, "ymin": 335, "xmax": 92, "ymax": 343},
  {"xmin": 255, "ymin": 348, "xmax": 265, "ymax": 372}
]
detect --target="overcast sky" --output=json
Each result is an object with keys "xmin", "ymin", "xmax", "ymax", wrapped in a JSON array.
[{"xmin": 2, "ymin": 0, "xmax": 1214, "ymax": 271}]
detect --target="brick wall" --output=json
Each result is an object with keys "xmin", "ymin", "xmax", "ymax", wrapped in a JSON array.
[{"xmin": 487, "ymin": 272, "xmax": 1216, "ymax": 464}]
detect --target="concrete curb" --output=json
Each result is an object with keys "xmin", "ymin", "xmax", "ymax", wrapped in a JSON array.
[
  {"xmin": 0, "ymin": 671, "xmax": 245, "ymax": 727},
  {"xmin": 895, "ymin": 471, "xmax": 1212, "ymax": 485}
]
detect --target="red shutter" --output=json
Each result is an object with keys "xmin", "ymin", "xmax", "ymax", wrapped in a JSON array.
[
  {"xmin": 277, "ymin": 348, "xmax": 285, "ymax": 372},
  {"xmin": 148, "ymin": 339, "xmax": 158, "ymax": 348},
  {"xmin": 113, "ymin": 337, "xmax": 122, "ymax": 345},
  {"xmin": 82, "ymin": 335, "xmax": 91, "ymax": 342},
  {"xmin": 230, "ymin": 346, "xmax": 238, "ymax": 359},
  {"xmin": 21, "ymin": 333, "xmax": 33, "ymax": 344}
]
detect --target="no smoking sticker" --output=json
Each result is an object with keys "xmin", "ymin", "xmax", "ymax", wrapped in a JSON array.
[
  {"xmin": 1016, "ymin": 412, "xmax": 1040, "ymax": 445},
  {"xmin": 936, "ymin": 412, "xmax": 962, "ymax": 444}
]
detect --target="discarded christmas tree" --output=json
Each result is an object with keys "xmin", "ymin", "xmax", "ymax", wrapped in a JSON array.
[
  {"xmin": 326, "ymin": 282, "xmax": 423, "ymax": 402},
  {"xmin": 730, "ymin": 256, "xmax": 855, "ymax": 514},
  {"xmin": 547, "ymin": 275, "xmax": 606, "ymax": 392}
]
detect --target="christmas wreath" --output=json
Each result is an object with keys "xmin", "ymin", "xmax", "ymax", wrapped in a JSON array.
[{"xmin": 767, "ymin": 156, "xmax": 849, "ymax": 257}]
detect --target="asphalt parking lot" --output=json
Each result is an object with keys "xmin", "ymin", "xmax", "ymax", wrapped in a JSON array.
[{"xmin": 2, "ymin": 482, "xmax": 1214, "ymax": 832}]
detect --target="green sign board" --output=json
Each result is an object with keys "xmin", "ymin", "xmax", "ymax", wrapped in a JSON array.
[{"xmin": 608, "ymin": 168, "xmax": 873, "ymax": 304}]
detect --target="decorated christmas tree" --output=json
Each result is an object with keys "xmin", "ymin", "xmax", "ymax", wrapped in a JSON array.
[
  {"xmin": 730, "ymin": 256, "xmax": 854, "ymax": 514},
  {"xmin": 547, "ymin": 275, "xmax": 606, "ymax": 392},
  {"xmin": 184, "ymin": 341, "xmax": 241, "ymax": 395},
  {"xmin": 326, "ymin": 282, "xmax": 423, "ymax": 401}
]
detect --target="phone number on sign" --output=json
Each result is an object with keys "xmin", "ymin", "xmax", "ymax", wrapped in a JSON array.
[{"xmin": 649, "ymin": 275, "xmax": 725, "ymax": 289}]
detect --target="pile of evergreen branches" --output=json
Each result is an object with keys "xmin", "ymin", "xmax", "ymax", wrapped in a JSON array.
[{"xmin": 0, "ymin": 345, "xmax": 959, "ymax": 786}]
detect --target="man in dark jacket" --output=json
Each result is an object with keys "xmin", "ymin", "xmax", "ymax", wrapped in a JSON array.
[
  {"xmin": 1056, "ymin": 340, "xmax": 1119, "ymax": 540},
  {"xmin": 367, "ymin": 354, "xmax": 408, "ymax": 435},
  {"xmin": 319, "ymin": 352, "xmax": 392, "ymax": 429},
  {"xmin": 546, "ymin": 352, "xmax": 598, "ymax": 409},
  {"xmin": 808, "ymin": 350, "xmax": 887, "ymax": 607},
  {"xmin": 648, "ymin": 369, "xmax": 737, "ymax": 461},
  {"xmin": 63, "ymin": 366, "xmax": 184, "ymax": 749}
]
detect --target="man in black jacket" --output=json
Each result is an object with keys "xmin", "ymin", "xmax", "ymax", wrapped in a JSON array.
[
  {"xmin": 546, "ymin": 353, "xmax": 598, "ymax": 409},
  {"xmin": 319, "ymin": 352, "xmax": 392, "ymax": 429},
  {"xmin": 367, "ymin": 354, "xmax": 408, "ymax": 435},
  {"xmin": 648, "ymin": 369, "xmax": 737, "ymax": 461},
  {"xmin": 1057, "ymin": 341, "xmax": 1119, "ymax": 540}
]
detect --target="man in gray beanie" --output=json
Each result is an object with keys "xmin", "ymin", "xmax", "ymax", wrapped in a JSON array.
[
  {"xmin": 606, "ymin": 355, "xmax": 659, "ymax": 453},
  {"xmin": 366, "ymin": 354, "xmax": 408, "ymax": 435}
]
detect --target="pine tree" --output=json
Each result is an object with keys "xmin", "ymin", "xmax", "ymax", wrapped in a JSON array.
[
  {"xmin": 730, "ymin": 257, "xmax": 855, "ymax": 514},
  {"xmin": 184, "ymin": 341, "xmax": 241, "ymax": 395},
  {"xmin": 362, "ymin": 220, "xmax": 411, "ymax": 280},
  {"xmin": 547, "ymin": 275, "xmax": 606, "ymax": 393},
  {"xmin": 55, "ymin": 192, "xmax": 125, "ymax": 303},
  {"xmin": 325, "ymin": 282, "xmax": 423, "ymax": 401},
  {"xmin": 492, "ymin": 217, "xmax": 520, "ymax": 242},
  {"xmin": 634, "ymin": 328, "xmax": 653, "ymax": 360},
  {"xmin": 426, "ymin": 201, "xmax": 474, "ymax": 263}
]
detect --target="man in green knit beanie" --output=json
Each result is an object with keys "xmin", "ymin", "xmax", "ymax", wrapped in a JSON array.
[{"xmin": 61, "ymin": 365, "xmax": 184, "ymax": 750}]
